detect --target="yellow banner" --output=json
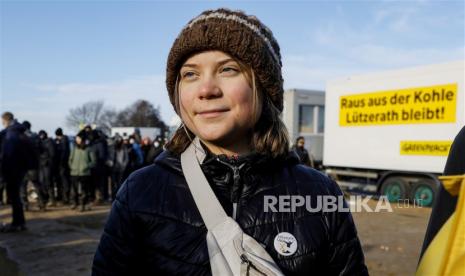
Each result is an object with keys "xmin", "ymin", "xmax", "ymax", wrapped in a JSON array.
[
  {"xmin": 400, "ymin": 141, "xmax": 453, "ymax": 156},
  {"xmin": 339, "ymin": 84, "xmax": 457, "ymax": 126}
]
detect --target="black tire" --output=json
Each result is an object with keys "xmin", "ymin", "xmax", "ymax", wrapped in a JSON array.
[
  {"xmin": 410, "ymin": 178, "xmax": 437, "ymax": 207},
  {"xmin": 380, "ymin": 177, "xmax": 409, "ymax": 203}
]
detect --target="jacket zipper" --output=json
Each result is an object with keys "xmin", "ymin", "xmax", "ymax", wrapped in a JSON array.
[
  {"xmin": 232, "ymin": 164, "xmax": 242, "ymax": 220},
  {"xmin": 216, "ymin": 158, "xmax": 246, "ymax": 221},
  {"xmin": 240, "ymin": 254, "xmax": 267, "ymax": 276}
]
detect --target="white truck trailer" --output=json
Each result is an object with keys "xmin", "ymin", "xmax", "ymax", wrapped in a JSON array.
[{"xmin": 323, "ymin": 60, "xmax": 464, "ymax": 206}]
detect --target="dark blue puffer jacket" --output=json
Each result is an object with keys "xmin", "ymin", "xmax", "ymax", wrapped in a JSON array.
[
  {"xmin": 92, "ymin": 147, "xmax": 368, "ymax": 276},
  {"xmin": 1, "ymin": 121, "xmax": 33, "ymax": 177}
]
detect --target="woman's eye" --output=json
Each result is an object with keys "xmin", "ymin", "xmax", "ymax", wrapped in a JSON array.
[
  {"xmin": 181, "ymin": 71, "xmax": 196, "ymax": 79},
  {"xmin": 221, "ymin": 66, "xmax": 239, "ymax": 74}
]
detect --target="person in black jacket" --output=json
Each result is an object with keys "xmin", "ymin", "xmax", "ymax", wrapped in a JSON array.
[
  {"xmin": 0, "ymin": 112, "xmax": 33, "ymax": 232},
  {"xmin": 291, "ymin": 136, "xmax": 314, "ymax": 168},
  {"xmin": 143, "ymin": 137, "xmax": 164, "ymax": 166},
  {"xmin": 110, "ymin": 135, "xmax": 128, "ymax": 201},
  {"xmin": 54, "ymin": 127, "xmax": 71, "ymax": 204},
  {"xmin": 38, "ymin": 130, "xmax": 56, "ymax": 207},
  {"xmin": 93, "ymin": 8, "xmax": 367, "ymax": 275},
  {"xmin": 91, "ymin": 130, "xmax": 109, "ymax": 204},
  {"xmin": 20, "ymin": 121, "xmax": 45, "ymax": 211}
]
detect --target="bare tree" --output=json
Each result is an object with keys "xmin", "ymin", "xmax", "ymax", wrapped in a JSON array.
[
  {"xmin": 114, "ymin": 100, "xmax": 166, "ymax": 129},
  {"xmin": 98, "ymin": 109, "xmax": 118, "ymax": 135},
  {"xmin": 66, "ymin": 100, "xmax": 116, "ymax": 134},
  {"xmin": 67, "ymin": 99, "xmax": 166, "ymax": 136}
]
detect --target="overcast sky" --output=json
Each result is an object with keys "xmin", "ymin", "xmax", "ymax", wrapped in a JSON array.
[{"xmin": 1, "ymin": 0, "xmax": 464, "ymax": 135}]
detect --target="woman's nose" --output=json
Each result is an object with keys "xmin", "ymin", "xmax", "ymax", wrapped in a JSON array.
[{"xmin": 198, "ymin": 76, "xmax": 222, "ymax": 100}]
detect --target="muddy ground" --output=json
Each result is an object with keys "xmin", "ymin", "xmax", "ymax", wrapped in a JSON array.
[{"xmin": 0, "ymin": 199, "xmax": 431, "ymax": 276}]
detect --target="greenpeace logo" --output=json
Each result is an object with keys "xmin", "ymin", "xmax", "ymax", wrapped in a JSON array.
[{"xmin": 400, "ymin": 140, "xmax": 452, "ymax": 156}]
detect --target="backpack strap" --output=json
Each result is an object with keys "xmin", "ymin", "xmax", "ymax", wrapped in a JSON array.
[{"xmin": 181, "ymin": 137, "xmax": 228, "ymax": 230}]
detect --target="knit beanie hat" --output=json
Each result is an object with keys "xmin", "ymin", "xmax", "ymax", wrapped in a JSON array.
[{"xmin": 166, "ymin": 8, "xmax": 284, "ymax": 113}]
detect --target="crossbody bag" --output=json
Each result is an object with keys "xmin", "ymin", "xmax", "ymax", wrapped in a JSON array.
[{"xmin": 181, "ymin": 137, "xmax": 284, "ymax": 276}]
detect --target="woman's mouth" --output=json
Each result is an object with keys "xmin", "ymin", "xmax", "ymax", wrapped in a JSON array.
[{"xmin": 196, "ymin": 108, "xmax": 230, "ymax": 119}]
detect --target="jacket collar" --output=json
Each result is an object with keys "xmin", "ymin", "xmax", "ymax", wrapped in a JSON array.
[{"xmin": 154, "ymin": 141, "xmax": 300, "ymax": 176}]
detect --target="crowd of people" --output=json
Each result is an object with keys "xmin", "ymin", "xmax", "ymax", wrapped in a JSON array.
[
  {"xmin": 0, "ymin": 111, "xmax": 165, "ymax": 232},
  {"xmin": 0, "ymin": 110, "xmax": 314, "ymax": 233}
]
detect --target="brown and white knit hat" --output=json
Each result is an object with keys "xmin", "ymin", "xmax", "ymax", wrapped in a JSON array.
[{"xmin": 166, "ymin": 8, "xmax": 284, "ymax": 113}]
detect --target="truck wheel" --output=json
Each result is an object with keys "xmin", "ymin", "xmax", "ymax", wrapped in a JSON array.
[
  {"xmin": 380, "ymin": 177, "xmax": 409, "ymax": 203},
  {"xmin": 410, "ymin": 179, "xmax": 436, "ymax": 207}
]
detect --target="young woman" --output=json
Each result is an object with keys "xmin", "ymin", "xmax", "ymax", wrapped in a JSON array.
[{"xmin": 93, "ymin": 9, "xmax": 368, "ymax": 275}]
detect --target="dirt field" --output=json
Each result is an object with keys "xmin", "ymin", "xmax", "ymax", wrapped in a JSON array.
[
  {"xmin": 0, "ymin": 199, "xmax": 431, "ymax": 276},
  {"xmin": 0, "ymin": 204, "xmax": 109, "ymax": 276},
  {"xmin": 352, "ymin": 200, "xmax": 431, "ymax": 275}
]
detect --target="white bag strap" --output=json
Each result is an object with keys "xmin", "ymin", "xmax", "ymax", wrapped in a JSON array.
[{"xmin": 181, "ymin": 137, "xmax": 228, "ymax": 229}]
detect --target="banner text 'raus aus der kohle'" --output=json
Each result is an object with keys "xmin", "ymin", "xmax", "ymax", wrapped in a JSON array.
[{"xmin": 339, "ymin": 84, "xmax": 457, "ymax": 126}]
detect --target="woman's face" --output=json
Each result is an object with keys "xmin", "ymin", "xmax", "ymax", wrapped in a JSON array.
[{"xmin": 178, "ymin": 50, "xmax": 257, "ymax": 146}]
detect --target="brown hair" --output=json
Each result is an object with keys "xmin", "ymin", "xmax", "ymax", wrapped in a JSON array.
[{"xmin": 165, "ymin": 58, "xmax": 289, "ymax": 159}]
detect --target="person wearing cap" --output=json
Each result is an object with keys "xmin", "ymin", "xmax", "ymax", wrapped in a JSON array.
[{"xmin": 93, "ymin": 9, "xmax": 367, "ymax": 275}]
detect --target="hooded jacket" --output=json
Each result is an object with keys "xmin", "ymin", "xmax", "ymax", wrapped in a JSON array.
[
  {"xmin": 92, "ymin": 146, "xmax": 368, "ymax": 276},
  {"xmin": 1, "ymin": 121, "xmax": 34, "ymax": 177},
  {"xmin": 69, "ymin": 146, "xmax": 96, "ymax": 176}
]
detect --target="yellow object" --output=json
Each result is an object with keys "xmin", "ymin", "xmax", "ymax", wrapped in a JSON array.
[
  {"xmin": 339, "ymin": 83, "xmax": 457, "ymax": 126},
  {"xmin": 416, "ymin": 175, "xmax": 465, "ymax": 276}
]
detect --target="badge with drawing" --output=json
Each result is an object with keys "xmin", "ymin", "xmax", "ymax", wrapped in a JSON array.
[{"xmin": 274, "ymin": 232, "xmax": 298, "ymax": 256}]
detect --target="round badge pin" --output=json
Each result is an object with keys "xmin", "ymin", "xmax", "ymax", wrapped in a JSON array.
[{"xmin": 274, "ymin": 232, "xmax": 297, "ymax": 256}]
